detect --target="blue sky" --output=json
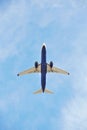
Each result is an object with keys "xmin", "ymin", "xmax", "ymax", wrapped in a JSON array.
[{"xmin": 0, "ymin": 0, "xmax": 87, "ymax": 130}]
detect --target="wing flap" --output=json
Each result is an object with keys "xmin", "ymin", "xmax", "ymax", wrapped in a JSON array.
[{"xmin": 47, "ymin": 64, "xmax": 70, "ymax": 75}]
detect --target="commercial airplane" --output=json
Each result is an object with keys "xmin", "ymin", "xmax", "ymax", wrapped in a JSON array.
[{"xmin": 17, "ymin": 43, "xmax": 70, "ymax": 94}]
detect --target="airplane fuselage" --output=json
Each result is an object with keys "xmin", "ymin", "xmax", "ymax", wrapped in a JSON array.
[{"xmin": 41, "ymin": 45, "xmax": 47, "ymax": 92}]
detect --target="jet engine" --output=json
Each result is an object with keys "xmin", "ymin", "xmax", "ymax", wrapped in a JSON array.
[
  {"xmin": 50, "ymin": 61, "xmax": 53, "ymax": 68},
  {"xmin": 35, "ymin": 61, "xmax": 38, "ymax": 68}
]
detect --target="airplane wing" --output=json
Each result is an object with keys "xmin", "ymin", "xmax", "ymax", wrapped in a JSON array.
[
  {"xmin": 17, "ymin": 64, "xmax": 41, "ymax": 76},
  {"xmin": 47, "ymin": 64, "xmax": 70, "ymax": 75}
]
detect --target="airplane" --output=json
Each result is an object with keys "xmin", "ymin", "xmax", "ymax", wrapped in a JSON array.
[{"xmin": 17, "ymin": 43, "xmax": 70, "ymax": 94}]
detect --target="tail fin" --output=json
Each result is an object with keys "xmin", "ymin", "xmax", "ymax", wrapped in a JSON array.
[{"xmin": 33, "ymin": 89, "xmax": 53, "ymax": 94}]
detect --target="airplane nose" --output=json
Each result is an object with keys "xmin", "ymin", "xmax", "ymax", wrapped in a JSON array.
[{"xmin": 42, "ymin": 43, "xmax": 46, "ymax": 48}]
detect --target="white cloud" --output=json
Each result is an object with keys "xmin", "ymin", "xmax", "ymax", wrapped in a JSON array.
[
  {"xmin": 31, "ymin": 0, "xmax": 87, "ymax": 9},
  {"xmin": 28, "ymin": 0, "xmax": 79, "ymax": 28},
  {"xmin": 0, "ymin": 0, "xmax": 86, "ymax": 62},
  {"xmin": 70, "ymin": 0, "xmax": 87, "ymax": 8},
  {"xmin": 31, "ymin": 0, "xmax": 62, "ymax": 8},
  {"xmin": 70, "ymin": 28, "xmax": 87, "ymax": 94},
  {"xmin": 60, "ymin": 24, "xmax": 87, "ymax": 130},
  {"xmin": 0, "ymin": 0, "xmax": 28, "ymax": 61},
  {"xmin": 0, "ymin": 44, "xmax": 18, "ymax": 61},
  {"xmin": 0, "ymin": 90, "xmax": 21, "ymax": 112},
  {"xmin": 0, "ymin": 0, "xmax": 87, "ymax": 130},
  {"xmin": 62, "ymin": 96, "xmax": 87, "ymax": 130}
]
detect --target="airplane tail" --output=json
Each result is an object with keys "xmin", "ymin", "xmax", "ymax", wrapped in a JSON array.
[{"xmin": 33, "ymin": 89, "xmax": 53, "ymax": 94}]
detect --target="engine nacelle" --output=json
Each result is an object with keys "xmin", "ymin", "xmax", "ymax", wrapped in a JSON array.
[
  {"xmin": 50, "ymin": 61, "xmax": 53, "ymax": 68},
  {"xmin": 35, "ymin": 61, "xmax": 38, "ymax": 68}
]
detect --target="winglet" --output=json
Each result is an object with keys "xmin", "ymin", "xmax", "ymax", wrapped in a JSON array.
[{"xmin": 17, "ymin": 74, "xmax": 19, "ymax": 76}]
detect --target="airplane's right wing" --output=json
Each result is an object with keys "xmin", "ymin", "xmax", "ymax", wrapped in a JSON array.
[
  {"xmin": 47, "ymin": 64, "xmax": 70, "ymax": 75},
  {"xmin": 17, "ymin": 64, "xmax": 41, "ymax": 76}
]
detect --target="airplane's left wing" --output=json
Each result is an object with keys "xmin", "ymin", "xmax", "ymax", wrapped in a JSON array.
[
  {"xmin": 17, "ymin": 64, "xmax": 41, "ymax": 76},
  {"xmin": 47, "ymin": 64, "xmax": 70, "ymax": 75}
]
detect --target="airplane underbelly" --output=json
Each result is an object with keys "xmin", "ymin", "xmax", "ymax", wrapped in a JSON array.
[
  {"xmin": 41, "ymin": 64, "xmax": 47, "ymax": 92},
  {"xmin": 41, "ymin": 64, "xmax": 47, "ymax": 73},
  {"xmin": 41, "ymin": 73, "xmax": 46, "ymax": 91}
]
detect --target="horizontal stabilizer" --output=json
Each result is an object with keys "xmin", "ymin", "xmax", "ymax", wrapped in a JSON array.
[
  {"xmin": 45, "ymin": 89, "xmax": 54, "ymax": 94},
  {"xmin": 33, "ymin": 89, "xmax": 42, "ymax": 94},
  {"xmin": 33, "ymin": 89, "xmax": 53, "ymax": 94}
]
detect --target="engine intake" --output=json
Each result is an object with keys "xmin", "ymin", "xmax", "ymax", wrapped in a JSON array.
[
  {"xmin": 35, "ymin": 61, "xmax": 38, "ymax": 68},
  {"xmin": 50, "ymin": 61, "xmax": 53, "ymax": 68}
]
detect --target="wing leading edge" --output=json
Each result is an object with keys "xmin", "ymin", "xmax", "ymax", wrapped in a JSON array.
[
  {"xmin": 47, "ymin": 64, "xmax": 70, "ymax": 75},
  {"xmin": 17, "ymin": 64, "xmax": 41, "ymax": 76}
]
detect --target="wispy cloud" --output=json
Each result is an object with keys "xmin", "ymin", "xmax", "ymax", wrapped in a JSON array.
[
  {"xmin": 0, "ymin": 0, "xmax": 87, "ymax": 130},
  {"xmin": 62, "ymin": 96, "xmax": 87, "ymax": 130},
  {"xmin": 60, "ymin": 24, "xmax": 87, "ymax": 130},
  {"xmin": 0, "ymin": 0, "xmax": 28, "ymax": 61}
]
